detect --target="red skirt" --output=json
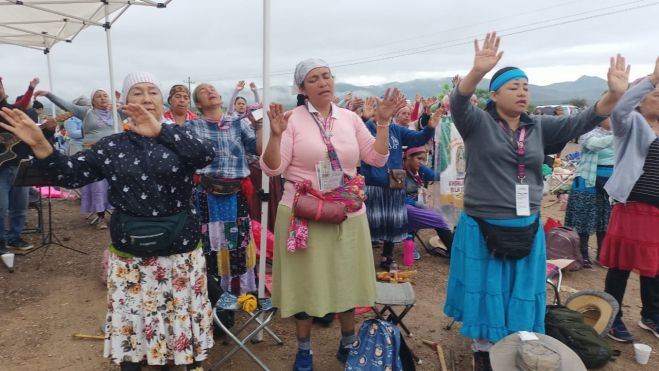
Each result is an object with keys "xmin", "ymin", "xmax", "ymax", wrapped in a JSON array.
[{"xmin": 600, "ymin": 202, "xmax": 659, "ymax": 277}]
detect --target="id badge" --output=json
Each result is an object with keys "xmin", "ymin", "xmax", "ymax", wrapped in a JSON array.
[
  {"xmin": 316, "ymin": 159, "xmax": 342, "ymax": 192},
  {"xmin": 515, "ymin": 184, "xmax": 531, "ymax": 216}
]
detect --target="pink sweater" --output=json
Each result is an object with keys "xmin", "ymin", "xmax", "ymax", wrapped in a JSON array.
[{"xmin": 260, "ymin": 104, "xmax": 389, "ymax": 216}]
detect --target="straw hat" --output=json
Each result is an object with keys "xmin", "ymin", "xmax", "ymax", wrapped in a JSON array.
[
  {"xmin": 565, "ymin": 289, "xmax": 619, "ymax": 336},
  {"xmin": 491, "ymin": 332, "xmax": 586, "ymax": 371}
]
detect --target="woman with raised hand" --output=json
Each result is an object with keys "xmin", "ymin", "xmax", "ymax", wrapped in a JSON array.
[
  {"xmin": 227, "ymin": 80, "xmax": 261, "ymax": 116},
  {"xmin": 442, "ymin": 32, "xmax": 629, "ymax": 371},
  {"xmin": 600, "ymin": 57, "xmax": 659, "ymax": 343},
  {"xmin": 0, "ymin": 72, "xmax": 216, "ymax": 371},
  {"xmin": 187, "ymin": 82, "xmax": 262, "ymax": 304},
  {"xmin": 35, "ymin": 87, "xmax": 116, "ymax": 229},
  {"xmin": 361, "ymin": 96, "xmax": 437, "ymax": 269},
  {"xmin": 260, "ymin": 58, "xmax": 401, "ymax": 370}
]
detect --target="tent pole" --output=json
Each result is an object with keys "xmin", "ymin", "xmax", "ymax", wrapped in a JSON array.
[
  {"xmin": 45, "ymin": 49, "xmax": 56, "ymax": 116},
  {"xmin": 104, "ymin": 4, "xmax": 120, "ymax": 132},
  {"xmin": 255, "ymin": 0, "xmax": 271, "ymax": 342}
]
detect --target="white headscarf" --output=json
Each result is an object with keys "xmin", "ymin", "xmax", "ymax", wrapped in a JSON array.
[{"xmin": 292, "ymin": 58, "xmax": 331, "ymax": 94}]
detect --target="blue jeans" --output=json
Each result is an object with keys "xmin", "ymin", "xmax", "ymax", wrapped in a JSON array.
[{"xmin": 0, "ymin": 166, "xmax": 29, "ymax": 242}]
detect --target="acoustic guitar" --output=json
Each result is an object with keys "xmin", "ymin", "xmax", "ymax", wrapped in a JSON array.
[{"xmin": 0, "ymin": 112, "xmax": 73, "ymax": 166}]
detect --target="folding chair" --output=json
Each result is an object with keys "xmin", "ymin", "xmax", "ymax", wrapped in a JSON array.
[
  {"xmin": 208, "ymin": 295, "xmax": 283, "ymax": 371},
  {"xmin": 24, "ymin": 189, "xmax": 43, "ymax": 235},
  {"xmin": 546, "ymin": 262, "xmax": 563, "ymax": 305},
  {"xmin": 372, "ymin": 281, "xmax": 416, "ymax": 337},
  {"xmin": 550, "ymin": 168, "xmax": 574, "ymax": 194}
]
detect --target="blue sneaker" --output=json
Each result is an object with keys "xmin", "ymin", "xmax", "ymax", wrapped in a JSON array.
[
  {"xmin": 293, "ymin": 349, "xmax": 313, "ymax": 371},
  {"xmin": 608, "ymin": 318, "xmax": 634, "ymax": 343},
  {"xmin": 413, "ymin": 247, "xmax": 421, "ymax": 260},
  {"xmin": 638, "ymin": 316, "xmax": 659, "ymax": 339}
]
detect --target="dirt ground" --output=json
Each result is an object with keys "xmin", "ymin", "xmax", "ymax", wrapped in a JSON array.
[{"xmin": 1, "ymin": 159, "xmax": 658, "ymax": 370}]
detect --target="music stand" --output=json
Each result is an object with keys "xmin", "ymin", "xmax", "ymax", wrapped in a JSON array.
[{"xmin": 13, "ymin": 160, "xmax": 87, "ymax": 267}]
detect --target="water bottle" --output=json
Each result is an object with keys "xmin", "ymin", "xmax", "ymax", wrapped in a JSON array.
[{"xmin": 403, "ymin": 236, "xmax": 415, "ymax": 267}]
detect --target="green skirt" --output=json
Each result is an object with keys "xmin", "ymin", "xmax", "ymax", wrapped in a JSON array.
[{"xmin": 272, "ymin": 205, "xmax": 376, "ymax": 318}]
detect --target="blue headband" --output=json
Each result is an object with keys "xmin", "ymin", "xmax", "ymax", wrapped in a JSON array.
[{"xmin": 489, "ymin": 69, "xmax": 528, "ymax": 92}]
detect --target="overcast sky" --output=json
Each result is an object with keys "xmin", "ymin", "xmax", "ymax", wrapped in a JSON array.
[{"xmin": 1, "ymin": 0, "xmax": 657, "ymax": 103}]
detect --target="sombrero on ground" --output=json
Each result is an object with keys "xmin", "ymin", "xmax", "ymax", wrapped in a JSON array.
[
  {"xmin": 565, "ymin": 289, "xmax": 619, "ymax": 336},
  {"xmin": 491, "ymin": 331, "xmax": 586, "ymax": 371}
]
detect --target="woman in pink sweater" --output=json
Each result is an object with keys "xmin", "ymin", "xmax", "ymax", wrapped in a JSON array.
[{"xmin": 261, "ymin": 58, "xmax": 403, "ymax": 370}]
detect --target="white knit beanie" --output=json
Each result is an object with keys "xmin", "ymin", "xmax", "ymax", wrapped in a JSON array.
[{"xmin": 120, "ymin": 72, "xmax": 163, "ymax": 104}]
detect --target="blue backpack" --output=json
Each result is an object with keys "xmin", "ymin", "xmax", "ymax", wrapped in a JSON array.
[{"xmin": 345, "ymin": 319, "xmax": 403, "ymax": 371}]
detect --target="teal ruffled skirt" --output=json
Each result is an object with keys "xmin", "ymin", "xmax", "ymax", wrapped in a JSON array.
[{"xmin": 443, "ymin": 212, "xmax": 546, "ymax": 342}]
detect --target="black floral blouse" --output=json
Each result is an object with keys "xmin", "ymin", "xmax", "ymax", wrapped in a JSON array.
[{"xmin": 34, "ymin": 123, "xmax": 216, "ymax": 255}]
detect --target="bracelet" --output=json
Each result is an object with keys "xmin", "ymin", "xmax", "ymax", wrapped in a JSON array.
[{"xmin": 376, "ymin": 122, "xmax": 390, "ymax": 128}]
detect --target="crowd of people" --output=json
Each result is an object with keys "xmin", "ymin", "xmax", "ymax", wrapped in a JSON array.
[{"xmin": 0, "ymin": 32, "xmax": 658, "ymax": 371}]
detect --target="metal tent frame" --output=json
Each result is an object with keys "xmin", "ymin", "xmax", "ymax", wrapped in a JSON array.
[{"xmin": 0, "ymin": 0, "xmax": 172, "ymax": 128}]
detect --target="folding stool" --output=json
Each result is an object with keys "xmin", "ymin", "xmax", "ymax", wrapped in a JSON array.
[
  {"xmin": 372, "ymin": 281, "xmax": 416, "ymax": 337},
  {"xmin": 208, "ymin": 297, "xmax": 283, "ymax": 371}
]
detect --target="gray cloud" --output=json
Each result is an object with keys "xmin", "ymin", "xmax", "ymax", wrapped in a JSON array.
[{"xmin": 1, "ymin": 0, "xmax": 656, "ymax": 101}]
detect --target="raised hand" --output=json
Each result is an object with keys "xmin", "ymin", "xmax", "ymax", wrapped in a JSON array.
[
  {"xmin": 122, "ymin": 104, "xmax": 161, "ymax": 138},
  {"xmin": 421, "ymin": 96, "xmax": 438, "ymax": 112},
  {"xmin": 375, "ymin": 88, "xmax": 406, "ymax": 125},
  {"xmin": 29, "ymin": 78, "xmax": 40, "ymax": 89},
  {"xmin": 427, "ymin": 106, "xmax": 446, "ymax": 129},
  {"xmin": 249, "ymin": 82, "xmax": 257, "ymax": 91},
  {"xmin": 415, "ymin": 94, "xmax": 422, "ymax": 103},
  {"xmin": 350, "ymin": 97, "xmax": 364, "ymax": 112},
  {"xmin": 649, "ymin": 56, "xmax": 659, "ymax": 86},
  {"xmin": 267, "ymin": 103, "xmax": 290, "ymax": 137},
  {"xmin": 34, "ymin": 90, "xmax": 49, "ymax": 97},
  {"xmin": 344, "ymin": 92, "xmax": 353, "ymax": 101},
  {"xmin": 452, "ymin": 75, "xmax": 462, "ymax": 88},
  {"xmin": 607, "ymin": 54, "xmax": 631, "ymax": 95},
  {"xmin": 0, "ymin": 108, "xmax": 50, "ymax": 149},
  {"xmin": 362, "ymin": 96, "xmax": 377, "ymax": 119},
  {"xmin": 473, "ymin": 32, "xmax": 503, "ymax": 74},
  {"xmin": 236, "ymin": 80, "xmax": 246, "ymax": 91}
]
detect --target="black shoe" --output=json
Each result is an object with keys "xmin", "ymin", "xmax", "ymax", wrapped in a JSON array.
[
  {"xmin": 7, "ymin": 239, "xmax": 34, "ymax": 251},
  {"xmin": 473, "ymin": 351, "xmax": 492, "ymax": 371},
  {"xmin": 336, "ymin": 341, "xmax": 352, "ymax": 364},
  {"xmin": 379, "ymin": 256, "xmax": 394, "ymax": 270}
]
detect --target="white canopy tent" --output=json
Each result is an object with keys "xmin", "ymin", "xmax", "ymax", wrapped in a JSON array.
[
  {"xmin": 0, "ymin": 0, "xmax": 172, "ymax": 128},
  {"xmin": 2, "ymin": 1, "xmax": 275, "ymax": 344}
]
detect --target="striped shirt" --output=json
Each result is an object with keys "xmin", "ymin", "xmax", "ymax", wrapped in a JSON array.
[
  {"xmin": 185, "ymin": 117, "xmax": 257, "ymax": 179},
  {"xmin": 628, "ymin": 138, "xmax": 659, "ymax": 207}
]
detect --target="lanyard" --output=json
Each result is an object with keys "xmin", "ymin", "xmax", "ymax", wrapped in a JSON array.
[
  {"xmin": 497, "ymin": 122, "xmax": 527, "ymax": 183},
  {"xmin": 516, "ymin": 127, "xmax": 527, "ymax": 183},
  {"xmin": 306, "ymin": 104, "xmax": 343, "ymax": 172}
]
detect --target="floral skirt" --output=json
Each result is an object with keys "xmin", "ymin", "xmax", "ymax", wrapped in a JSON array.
[
  {"xmin": 564, "ymin": 176, "xmax": 612, "ymax": 234},
  {"xmin": 103, "ymin": 247, "xmax": 214, "ymax": 365}
]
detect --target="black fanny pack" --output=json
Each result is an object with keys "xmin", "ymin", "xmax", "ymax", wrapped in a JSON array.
[
  {"xmin": 472, "ymin": 215, "xmax": 539, "ymax": 260},
  {"xmin": 111, "ymin": 210, "xmax": 188, "ymax": 257}
]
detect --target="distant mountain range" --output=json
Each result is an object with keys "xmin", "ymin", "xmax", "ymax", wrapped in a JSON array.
[
  {"xmin": 262, "ymin": 75, "xmax": 609, "ymax": 107},
  {"xmin": 39, "ymin": 75, "xmax": 609, "ymax": 114}
]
